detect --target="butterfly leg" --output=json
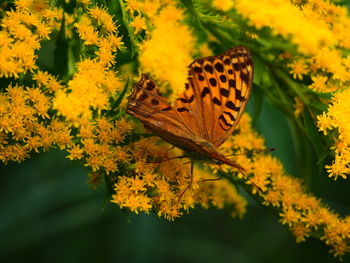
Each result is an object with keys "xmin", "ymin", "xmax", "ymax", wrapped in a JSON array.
[
  {"xmin": 177, "ymin": 160, "xmax": 194, "ymax": 205},
  {"xmin": 201, "ymin": 173, "xmax": 223, "ymax": 182}
]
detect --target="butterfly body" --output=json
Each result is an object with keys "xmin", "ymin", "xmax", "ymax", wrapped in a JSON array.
[{"xmin": 127, "ymin": 46, "xmax": 253, "ymax": 173}]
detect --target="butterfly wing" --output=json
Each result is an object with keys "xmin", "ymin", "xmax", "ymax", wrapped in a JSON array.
[
  {"xmin": 127, "ymin": 46, "xmax": 253, "ymax": 154},
  {"xmin": 179, "ymin": 46, "xmax": 253, "ymax": 147},
  {"xmin": 127, "ymin": 74, "xmax": 205, "ymax": 153}
]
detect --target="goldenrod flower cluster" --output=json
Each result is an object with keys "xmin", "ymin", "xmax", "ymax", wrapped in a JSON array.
[
  {"xmin": 112, "ymin": 136, "xmax": 247, "ymax": 220},
  {"xmin": 128, "ymin": 1, "xmax": 195, "ymax": 100},
  {"xmin": 218, "ymin": 115, "xmax": 350, "ymax": 258},
  {"xmin": 235, "ymin": 0, "xmax": 350, "ymax": 181},
  {"xmin": 0, "ymin": 1, "xmax": 129, "ymax": 173},
  {"xmin": 0, "ymin": 1, "xmax": 52, "ymax": 78},
  {"xmin": 1, "ymin": 0, "xmax": 350, "ymax": 259},
  {"xmin": 317, "ymin": 89, "xmax": 350, "ymax": 180}
]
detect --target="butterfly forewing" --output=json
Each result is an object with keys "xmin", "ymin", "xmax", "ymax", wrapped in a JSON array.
[
  {"xmin": 212, "ymin": 47, "xmax": 253, "ymax": 146},
  {"xmin": 183, "ymin": 46, "xmax": 253, "ymax": 147}
]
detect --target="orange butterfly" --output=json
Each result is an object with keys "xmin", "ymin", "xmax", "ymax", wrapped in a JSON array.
[{"xmin": 127, "ymin": 46, "xmax": 253, "ymax": 180}]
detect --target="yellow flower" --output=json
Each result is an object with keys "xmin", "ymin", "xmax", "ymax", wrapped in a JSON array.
[
  {"xmin": 33, "ymin": 70, "xmax": 63, "ymax": 93},
  {"xmin": 88, "ymin": 6, "xmax": 117, "ymax": 33},
  {"xmin": 325, "ymin": 160, "xmax": 348, "ymax": 180},
  {"xmin": 317, "ymin": 88, "xmax": 350, "ymax": 180},
  {"xmin": 15, "ymin": 0, "xmax": 33, "ymax": 9},
  {"xmin": 67, "ymin": 145, "xmax": 85, "ymax": 160},
  {"xmin": 293, "ymin": 96, "xmax": 304, "ymax": 117},
  {"xmin": 235, "ymin": 0, "xmax": 336, "ymax": 55},
  {"xmin": 212, "ymin": 0, "xmax": 234, "ymax": 11},
  {"xmin": 53, "ymin": 59, "xmax": 116, "ymax": 123},
  {"xmin": 290, "ymin": 223, "xmax": 311, "ymax": 243},
  {"xmin": 314, "ymin": 48, "xmax": 348, "ymax": 81},
  {"xmin": 125, "ymin": 0, "xmax": 141, "ymax": 13},
  {"xmin": 288, "ymin": 59, "xmax": 309, "ymax": 80},
  {"xmin": 139, "ymin": 4, "xmax": 195, "ymax": 100},
  {"xmin": 27, "ymin": 87, "xmax": 50, "ymax": 118},
  {"xmin": 309, "ymin": 75, "xmax": 329, "ymax": 92},
  {"xmin": 130, "ymin": 15, "xmax": 147, "ymax": 34},
  {"xmin": 75, "ymin": 22, "xmax": 99, "ymax": 45},
  {"xmin": 139, "ymin": 1, "xmax": 160, "ymax": 18},
  {"xmin": 0, "ymin": 5, "xmax": 52, "ymax": 78}
]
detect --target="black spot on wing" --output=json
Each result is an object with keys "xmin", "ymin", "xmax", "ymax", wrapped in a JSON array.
[
  {"xmin": 196, "ymin": 58, "xmax": 205, "ymax": 65},
  {"xmin": 209, "ymin": 78, "xmax": 217, "ymax": 87},
  {"xmin": 228, "ymin": 79, "xmax": 236, "ymax": 88},
  {"xmin": 219, "ymin": 75, "xmax": 227, "ymax": 83},
  {"xmin": 219, "ymin": 115, "xmax": 233, "ymax": 128},
  {"xmin": 240, "ymin": 72, "xmax": 249, "ymax": 83},
  {"xmin": 233, "ymin": 63, "xmax": 240, "ymax": 71},
  {"xmin": 224, "ymin": 111, "xmax": 235, "ymax": 121},
  {"xmin": 201, "ymin": 87, "xmax": 210, "ymax": 98},
  {"xmin": 219, "ymin": 122, "xmax": 230, "ymax": 131},
  {"xmin": 198, "ymin": 74, "xmax": 205, "ymax": 81},
  {"xmin": 226, "ymin": 101, "xmax": 240, "ymax": 111},
  {"xmin": 139, "ymin": 93, "xmax": 148, "ymax": 100},
  {"xmin": 146, "ymin": 81, "xmax": 155, "ymax": 90},
  {"xmin": 161, "ymin": 106, "xmax": 171, "ymax": 112},
  {"xmin": 236, "ymin": 89, "xmax": 243, "ymax": 101},
  {"xmin": 204, "ymin": 64, "xmax": 214, "ymax": 74},
  {"xmin": 193, "ymin": 66, "xmax": 203, "ymax": 73},
  {"xmin": 151, "ymin": 99, "xmax": 159, "ymax": 105},
  {"xmin": 214, "ymin": 62, "xmax": 224, "ymax": 72},
  {"xmin": 224, "ymin": 58, "xmax": 231, "ymax": 65},
  {"xmin": 247, "ymin": 57, "xmax": 253, "ymax": 65},
  {"xmin": 178, "ymin": 95, "xmax": 194, "ymax": 103},
  {"xmin": 212, "ymin": 97, "xmax": 221, "ymax": 106},
  {"xmin": 177, "ymin": 107, "xmax": 190, "ymax": 112},
  {"xmin": 220, "ymin": 88, "xmax": 229, "ymax": 97},
  {"xmin": 207, "ymin": 57, "xmax": 215, "ymax": 63}
]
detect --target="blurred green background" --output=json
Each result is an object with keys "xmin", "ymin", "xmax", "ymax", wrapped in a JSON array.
[{"xmin": 1, "ymin": 97, "xmax": 350, "ymax": 263}]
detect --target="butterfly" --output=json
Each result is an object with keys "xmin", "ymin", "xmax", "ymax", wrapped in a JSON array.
[{"xmin": 127, "ymin": 46, "xmax": 253, "ymax": 180}]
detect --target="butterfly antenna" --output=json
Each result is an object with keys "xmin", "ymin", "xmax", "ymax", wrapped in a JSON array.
[
  {"xmin": 177, "ymin": 161, "xmax": 194, "ymax": 206},
  {"xmin": 237, "ymin": 166, "xmax": 263, "ymax": 193},
  {"xmin": 225, "ymin": 148, "xmax": 275, "ymax": 157}
]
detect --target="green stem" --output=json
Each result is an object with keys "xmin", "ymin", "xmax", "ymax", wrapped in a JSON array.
[
  {"xmin": 118, "ymin": 0, "xmax": 136, "ymax": 59},
  {"xmin": 272, "ymin": 67, "xmax": 309, "ymax": 105}
]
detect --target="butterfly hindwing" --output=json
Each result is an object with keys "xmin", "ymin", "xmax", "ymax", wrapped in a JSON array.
[{"xmin": 127, "ymin": 74, "xmax": 204, "ymax": 151}]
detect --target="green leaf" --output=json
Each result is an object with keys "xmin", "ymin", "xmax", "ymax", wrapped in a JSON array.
[
  {"xmin": 54, "ymin": 12, "xmax": 69, "ymax": 80},
  {"xmin": 108, "ymin": 77, "xmax": 131, "ymax": 119},
  {"xmin": 301, "ymin": 110, "xmax": 327, "ymax": 159},
  {"xmin": 252, "ymin": 56, "xmax": 265, "ymax": 85},
  {"xmin": 252, "ymin": 84, "xmax": 264, "ymax": 122}
]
